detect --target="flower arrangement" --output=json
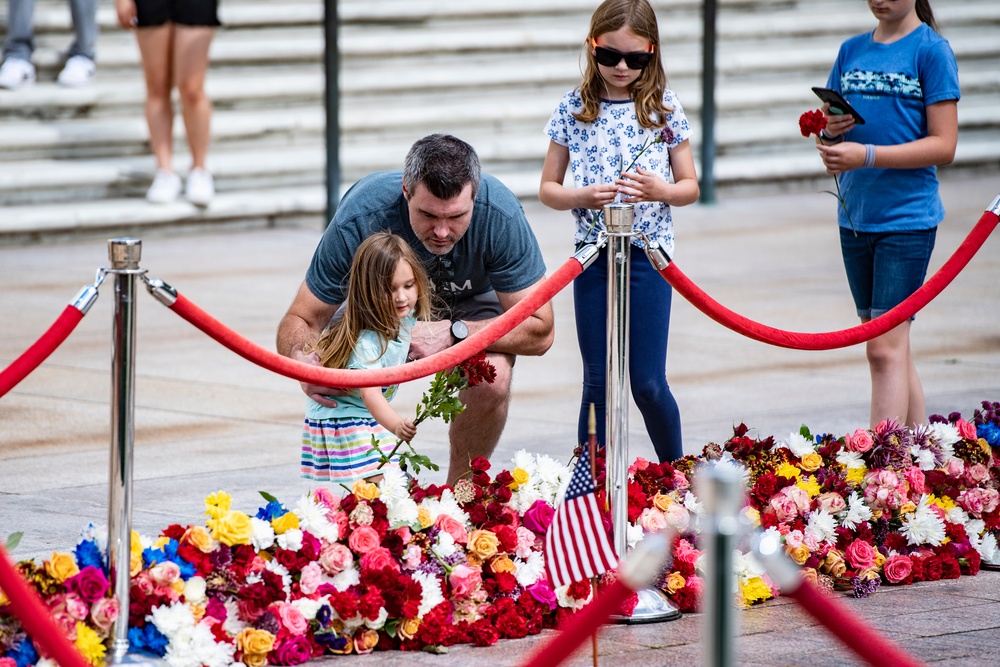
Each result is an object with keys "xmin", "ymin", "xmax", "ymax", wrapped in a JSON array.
[
  {"xmin": 2, "ymin": 402, "xmax": 1000, "ymax": 664},
  {"xmin": 799, "ymin": 109, "xmax": 856, "ymax": 235}
]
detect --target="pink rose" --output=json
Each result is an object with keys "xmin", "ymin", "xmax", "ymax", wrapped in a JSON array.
[
  {"xmin": 449, "ymin": 563, "xmax": 482, "ymax": 598},
  {"xmin": 64, "ymin": 566, "xmax": 110, "ymax": 604},
  {"xmin": 90, "ymin": 597, "xmax": 120, "ymax": 631},
  {"xmin": 402, "ymin": 544, "xmax": 422, "ymax": 570},
  {"xmin": 435, "ymin": 515, "xmax": 469, "ymax": 545},
  {"xmin": 845, "ymin": 540, "xmax": 876, "ymax": 570},
  {"xmin": 628, "ymin": 457, "xmax": 651, "ymax": 475},
  {"xmin": 527, "ymin": 580, "xmax": 557, "ymax": 610},
  {"xmin": 298, "ymin": 561, "xmax": 323, "ymax": 595},
  {"xmin": 944, "ymin": 458, "xmax": 965, "ymax": 477},
  {"xmin": 134, "ymin": 572, "xmax": 155, "ymax": 595},
  {"xmin": 816, "ymin": 492, "xmax": 846, "ymax": 514},
  {"xmin": 904, "ymin": 467, "xmax": 926, "ymax": 497},
  {"xmin": 148, "ymin": 561, "xmax": 181, "ymax": 587},
  {"xmin": 883, "ymin": 555, "xmax": 912, "ymax": 584},
  {"xmin": 784, "ymin": 530, "xmax": 804, "ymax": 549},
  {"xmin": 276, "ymin": 602, "xmax": 309, "ymax": 635},
  {"xmin": 846, "ymin": 428, "xmax": 874, "ymax": 453},
  {"xmin": 329, "ymin": 511, "xmax": 349, "ymax": 540},
  {"xmin": 55, "ymin": 592, "xmax": 89, "ymax": 621},
  {"xmin": 958, "ymin": 488, "xmax": 999, "ymax": 517},
  {"xmin": 312, "ymin": 486, "xmax": 338, "ymax": 510},
  {"xmin": 638, "ymin": 507, "xmax": 668, "ymax": 533},
  {"xmin": 769, "ymin": 486, "xmax": 810, "ymax": 522},
  {"xmin": 672, "ymin": 470, "xmax": 690, "ymax": 491},
  {"xmin": 319, "ymin": 542, "xmax": 353, "ymax": 575},
  {"xmin": 394, "ymin": 526, "xmax": 412, "ymax": 544},
  {"xmin": 273, "ymin": 634, "xmax": 311, "ymax": 665},
  {"xmin": 50, "ymin": 610, "xmax": 78, "ymax": 639},
  {"xmin": 956, "ymin": 418, "xmax": 977, "ymax": 440},
  {"xmin": 863, "ymin": 469, "xmax": 906, "ymax": 511},
  {"xmin": 359, "ymin": 546, "xmax": 399, "ymax": 573},
  {"xmin": 522, "ymin": 500, "xmax": 555, "ymax": 536},
  {"xmin": 514, "ymin": 526, "xmax": 537, "ymax": 559},
  {"xmin": 965, "ymin": 463, "xmax": 990, "ymax": 485},
  {"xmin": 347, "ymin": 525, "xmax": 381, "ymax": 555}
]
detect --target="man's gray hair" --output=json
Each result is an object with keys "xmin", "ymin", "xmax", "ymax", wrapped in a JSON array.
[{"xmin": 403, "ymin": 134, "xmax": 481, "ymax": 200}]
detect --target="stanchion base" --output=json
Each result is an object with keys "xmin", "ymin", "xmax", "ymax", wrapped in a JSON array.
[
  {"xmin": 611, "ymin": 587, "xmax": 682, "ymax": 624},
  {"xmin": 109, "ymin": 651, "xmax": 164, "ymax": 666},
  {"xmin": 981, "ymin": 561, "xmax": 1000, "ymax": 571}
]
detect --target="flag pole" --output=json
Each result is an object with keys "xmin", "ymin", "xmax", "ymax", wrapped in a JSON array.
[{"xmin": 589, "ymin": 403, "xmax": 599, "ymax": 667}]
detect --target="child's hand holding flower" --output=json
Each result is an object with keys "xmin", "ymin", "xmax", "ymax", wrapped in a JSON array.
[{"xmin": 395, "ymin": 417, "xmax": 417, "ymax": 442}]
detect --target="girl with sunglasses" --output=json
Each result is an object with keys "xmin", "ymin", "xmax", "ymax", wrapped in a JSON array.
[
  {"xmin": 815, "ymin": 0, "xmax": 958, "ymax": 429},
  {"xmin": 540, "ymin": 0, "xmax": 699, "ymax": 464}
]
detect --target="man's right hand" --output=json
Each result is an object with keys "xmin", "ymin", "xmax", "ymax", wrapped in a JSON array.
[{"xmin": 293, "ymin": 349, "xmax": 344, "ymax": 408}]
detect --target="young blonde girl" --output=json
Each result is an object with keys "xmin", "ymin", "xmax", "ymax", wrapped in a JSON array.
[
  {"xmin": 539, "ymin": 0, "xmax": 699, "ymax": 464},
  {"xmin": 816, "ymin": 0, "xmax": 958, "ymax": 427},
  {"xmin": 301, "ymin": 232, "xmax": 432, "ymax": 483}
]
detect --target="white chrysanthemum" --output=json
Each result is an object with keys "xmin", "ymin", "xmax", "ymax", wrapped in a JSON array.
[
  {"xmin": 411, "ymin": 570, "xmax": 446, "ymax": 618},
  {"xmin": 626, "ymin": 522, "xmax": 644, "ymax": 549},
  {"xmin": 979, "ymin": 531, "xmax": 999, "ymax": 564},
  {"xmin": 946, "ymin": 506, "xmax": 971, "ymax": 528},
  {"xmin": 805, "ymin": 509, "xmax": 838, "ymax": 545},
  {"xmin": 35, "ymin": 660, "xmax": 57, "ymax": 667},
  {"xmin": 715, "ymin": 452, "xmax": 751, "ymax": 486},
  {"xmin": 966, "ymin": 518, "xmax": 985, "ymax": 552},
  {"xmin": 378, "ymin": 466, "xmax": 410, "ymax": 503},
  {"xmin": 294, "ymin": 495, "xmax": 338, "ymax": 543},
  {"xmin": 249, "ymin": 517, "xmax": 275, "ymax": 551},
  {"xmin": 836, "ymin": 450, "xmax": 865, "ymax": 469},
  {"xmin": 508, "ymin": 485, "xmax": 544, "ymax": 514},
  {"xmin": 534, "ymin": 454, "xmax": 572, "ymax": 503},
  {"xmin": 433, "ymin": 530, "xmax": 457, "ymax": 559},
  {"xmin": 364, "ymin": 606, "xmax": 388, "ymax": 630},
  {"xmin": 842, "ymin": 491, "xmax": 873, "ymax": 530},
  {"xmin": 276, "ymin": 527, "xmax": 303, "ymax": 552},
  {"xmin": 510, "ymin": 449, "xmax": 538, "ymax": 477},
  {"xmin": 513, "ymin": 551, "xmax": 545, "ymax": 588},
  {"xmin": 908, "ymin": 444, "xmax": 937, "ymax": 471},
  {"xmin": 387, "ymin": 496, "xmax": 420, "ymax": 529},
  {"xmin": 683, "ymin": 491, "xmax": 704, "ymax": 516},
  {"xmin": 332, "ymin": 567, "xmax": 360, "ymax": 592},
  {"xmin": 150, "ymin": 602, "xmax": 194, "ymax": 637},
  {"xmin": 732, "ymin": 550, "xmax": 765, "ymax": 583},
  {"xmin": 420, "ymin": 489, "xmax": 470, "ymax": 527},
  {"xmin": 221, "ymin": 599, "xmax": 247, "ymax": 636},
  {"xmin": 264, "ymin": 559, "xmax": 292, "ymax": 597},
  {"xmin": 929, "ymin": 422, "xmax": 961, "ymax": 449},
  {"xmin": 900, "ymin": 495, "xmax": 947, "ymax": 546},
  {"xmin": 778, "ymin": 432, "xmax": 815, "ymax": 458},
  {"xmin": 292, "ymin": 596, "xmax": 323, "ymax": 621},
  {"xmin": 191, "ymin": 623, "xmax": 235, "ymax": 667}
]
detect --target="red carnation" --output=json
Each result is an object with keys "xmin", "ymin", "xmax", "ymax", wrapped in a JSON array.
[{"xmin": 798, "ymin": 109, "xmax": 827, "ymax": 137}]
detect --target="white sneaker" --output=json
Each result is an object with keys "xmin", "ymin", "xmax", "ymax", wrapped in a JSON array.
[
  {"xmin": 0, "ymin": 59, "xmax": 36, "ymax": 90},
  {"xmin": 185, "ymin": 168, "xmax": 215, "ymax": 206},
  {"xmin": 57, "ymin": 55, "xmax": 96, "ymax": 87},
  {"xmin": 146, "ymin": 169, "xmax": 182, "ymax": 203}
]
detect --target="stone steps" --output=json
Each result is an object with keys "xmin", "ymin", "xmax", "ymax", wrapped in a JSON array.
[{"xmin": 1, "ymin": 0, "xmax": 998, "ymax": 238}]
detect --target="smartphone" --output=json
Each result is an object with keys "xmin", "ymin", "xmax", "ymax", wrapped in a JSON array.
[{"xmin": 811, "ymin": 87, "xmax": 866, "ymax": 125}]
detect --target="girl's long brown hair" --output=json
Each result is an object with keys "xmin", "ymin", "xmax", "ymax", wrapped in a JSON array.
[
  {"xmin": 916, "ymin": 0, "xmax": 938, "ymax": 32},
  {"xmin": 312, "ymin": 232, "xmax": 431, "ymax": 371},
  {"xmin": 575, "ymin": 0, "xmax": 670, "ymax": 129}
]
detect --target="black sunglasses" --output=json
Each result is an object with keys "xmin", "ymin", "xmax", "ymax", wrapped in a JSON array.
[{"xmin": 594, "ymin": 45, "xmax": 654, "ymax": 70}]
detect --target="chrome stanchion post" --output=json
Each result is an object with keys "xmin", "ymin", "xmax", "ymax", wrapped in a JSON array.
[
  {"xmin": 604, "ymin": 203, "xmax": 680, "ymax": 623},
  {"xmin": 105, "ymin": 239, "xmax": 157, "ymax": 665},
  {"xmin": 697, "ymin": 463, "xmax": 746, "ymax": 667}
]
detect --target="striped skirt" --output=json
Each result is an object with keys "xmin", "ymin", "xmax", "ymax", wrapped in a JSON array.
[{"xmin": 301, "ymin": 416, "xmax": 399, "ymax": 483}]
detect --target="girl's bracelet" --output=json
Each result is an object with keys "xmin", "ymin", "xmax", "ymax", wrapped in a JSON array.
[
  {"xmin": 863, "ymin": 144, "xmax": 876, "ymax": 169},
  {"xmin": 819, "ymin": 129, "xmax": 842, "ymax": 144}
]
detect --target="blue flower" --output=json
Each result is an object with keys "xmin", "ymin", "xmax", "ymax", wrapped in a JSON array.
[
  {"xmin": 256, "ymin": 499, "xmax": 286, "ymax": 522},
  {"xmin": 74, "ymin": 538, "xmax": 104, "ymax": 570},
  {"xmin": 978, "ymin": 422, "xmax": 1000, "ymax": 448},
  {"xmin": 7, "ymin": 638, "xmax": 38, "ymax": 667},
  {"xmin": 128, "ymin": 624, "xmax": 169, "ymax": 656}
]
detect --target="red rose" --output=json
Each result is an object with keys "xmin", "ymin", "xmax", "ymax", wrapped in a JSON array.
[{"xmin": 470, "ymin": 456, "xmax": 491, "ymax": 473}]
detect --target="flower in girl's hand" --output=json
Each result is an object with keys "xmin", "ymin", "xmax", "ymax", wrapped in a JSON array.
[
  {"xmin": 374, "ymin": 352, "xmax": 497, "ymax": 475},
  {"xmin": 798, "ymin": 108, "xmax": 857, "ymax": 236},
  {"xmin": 619, "ymin": 125, "xmax": 673, "ymax": 177}
]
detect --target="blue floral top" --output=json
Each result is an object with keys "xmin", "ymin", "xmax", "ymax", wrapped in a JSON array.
[{"xmin": 545, "ymin": 88, "xmax": 692, "ymax": 254}]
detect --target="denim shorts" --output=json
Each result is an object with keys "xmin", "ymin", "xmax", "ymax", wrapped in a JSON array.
[
  {"xmin": 840, "ymin": 227, "xmax": 936, "ymax": 319},
  {"xmin": 137, "ymin": 0, "xmax": 221, "ymax": 28}
]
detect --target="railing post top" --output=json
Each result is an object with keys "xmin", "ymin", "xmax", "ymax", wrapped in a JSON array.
[
  {"xmin": 108, "ymin": 238, "xmax": 142, "ymax": 270},
  {"xmin": 603, "ymin": 203, "xmax": 635, "ymax": 235}
]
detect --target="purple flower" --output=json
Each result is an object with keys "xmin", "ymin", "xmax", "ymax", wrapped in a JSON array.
[{"xmin": 850, "ymin": 575, "xmax": 880, "ymax": 598}]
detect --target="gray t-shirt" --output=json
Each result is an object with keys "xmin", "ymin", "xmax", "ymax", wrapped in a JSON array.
[{"xmin": 305, "ymin": 170, "xmax": 547, "ymax": 314}]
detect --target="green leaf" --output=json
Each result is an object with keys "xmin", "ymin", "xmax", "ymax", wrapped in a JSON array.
[
  {"xmin": 423, "ymin": 645, "xmax": 449, "ymax": 655},
  {"xmin": 799, "ymin": 424, "xmax": 812, "ymax": 440},
  {"xmin": 5, "ymin": 531, "xmax": 23, "ymax": 550},
  {"xmin": 259, "ymin": 491, "xmax": 278, "ymax": 503}
]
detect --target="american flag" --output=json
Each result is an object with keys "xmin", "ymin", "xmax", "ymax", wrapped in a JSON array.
[{"xmin": 544, "ymin": 442, "xmax": 618, "ymax": 588}]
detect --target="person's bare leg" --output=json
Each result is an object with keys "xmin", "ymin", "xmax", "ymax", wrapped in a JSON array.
[
  {"xmin": 446, "ymin": 353, "xmax": 513, "ymax": 486},
  {"xmin": 906, "ymin": 350, "xmax": 926, "ymax": 426},
  {"xmin": 172, "ymin": 26, "xmax": 214, "ymax": 170},
  {"xmin": 135, "ymin": 25, "xmax": 175, "ymax": 171},
  {"xmin": 866, "ymin": 321, "xmax": 914, "ymax": 427}
]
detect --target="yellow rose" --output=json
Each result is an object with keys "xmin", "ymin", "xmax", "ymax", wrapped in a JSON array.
[
  {"xmin": 787, "ymin": 545, "xmax": 810, "ymax": 565},
  {"xmin": 236, "ymin": 628, "xmax": 276, "ymax": 656},
  {"xmin": 899, "ymin": 501, "xmax": 917, "ymax": 515},
  {"xmin": 800, "ymin": 567, "xmax": 819, "ymax": 587},
  {"xmin": 44, "ymin": 552, "xmax": 79, "ymax": 583},
  {"xmin": 652, "ymin": 492, "xmax": 673, "ymax": 512},
  {"xmin": 417, "ymin": 507, "xmax": 433, "ymax": 529},
  {"xmin": 243, "ymin": 653, "xmax": 268, "ymax": 667},
  {"xmin": 399, "ymin": 618, "xmax": 421, "ymax": 640},
  {"xmin": 184, "ymin": 525, "xmax": 215, "ymax": 553},
  {"xmin": 466, "ymin": 553, "xmax": 483, "ymax": 568},
  {"xmin": 204, "ymin": 491, "xmax": 232, "ymax": 520},
  {"xmin": 799, "ymin": 452, "xmax": 823, "ymax": 473},
  {"xmin": 511, "ymin": 467, "xmax": 530, "ymax": 490},
  {"xmin": 130, "ymin": 551, "xmax": 144, "ymax": 578},
  {"xmin": 665, "ymin": 571, "xmax": 686, "ymax": 594},
  {"xmin": 743, "ymin": 507, "xmax": 761, "ymax": 527},
  {"xmin": 354, "ymin": 629, "xmax": 380, "ymax": 653},
  {"xmin": 873, "ymin": 551, "xmax": 886, "ymax": 568},
  {"xmin": 330, "ymin": 636, "xmax": 353, "ymax": 655},
  {"xmin": 489, "ymin": 554, "xmax": 516, "ymax": 574},
  {"xmin": 209, "ymin": 510, "xmax": 254, "ymax": 546},
  {"xmin": 271, "ymin": 511, "xmax": 300, "ymax": 535},
  {"xmin": 823, "ymin": 551, "xmax": 846, "ymax": 578},
  {"xmin": 352, "ymin": 479, "xmax": 380, "ymax": 501},
  {"xmin": 467, "ymin": 529, "xmax": 500, "ymax": 560}
]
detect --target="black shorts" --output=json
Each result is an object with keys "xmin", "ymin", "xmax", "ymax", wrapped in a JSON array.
[{"xmin": 136, "ymin": 0, "xmax": 221, "ymax": 28}]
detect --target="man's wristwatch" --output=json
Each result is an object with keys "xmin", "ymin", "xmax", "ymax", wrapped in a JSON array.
[{"xmin": 450, "ymin": 319, "xmax": 469, "ymax": 344}]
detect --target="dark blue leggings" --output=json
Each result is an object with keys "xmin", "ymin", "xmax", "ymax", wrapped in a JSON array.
[{"xmin": 574, "ymin": 247, "xmax": 683, "ymax": 462}]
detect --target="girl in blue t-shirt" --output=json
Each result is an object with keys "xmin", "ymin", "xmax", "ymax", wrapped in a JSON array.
[
  {"xmin": 301, "ymin": 232, "xmax": 432, "ymax": 483},
  {"xmin": 539, "ymin": 0, "xmax": 700, "ymax": 463},
  {"xmin": 816, "ymin": 0, "xmax": 958, "ymax": 428}
]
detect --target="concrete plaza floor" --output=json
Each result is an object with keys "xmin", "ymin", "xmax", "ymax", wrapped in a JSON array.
[{"xmin": 1, "ymin": 172, "xmax": 999, "ymax": 664}]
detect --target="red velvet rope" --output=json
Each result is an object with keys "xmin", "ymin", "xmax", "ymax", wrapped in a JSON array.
[
  {"xmin": 0, "ymin": 543, "xmax": 92, "ymax": 667},
  {"xmin": 0, "ymin": 305, "xmax": 85, "ymax": 399},
  {"xmin": 786, "ymin": 580, "xmax": 925, "ymax": 667},
  {"xmin": 165, "ymin": 257, "xmax": 584, "ymax": 388},
  {"xmin": 658, "ymin": 209, "xmax": 999, "ymax": 350}
]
